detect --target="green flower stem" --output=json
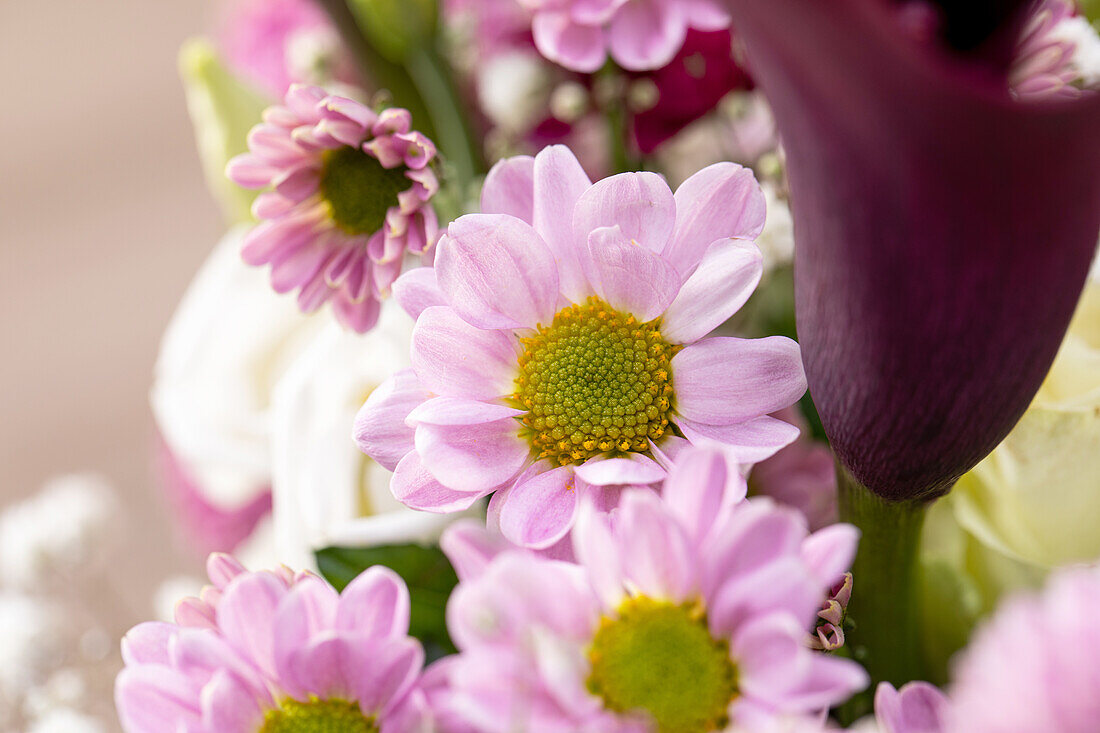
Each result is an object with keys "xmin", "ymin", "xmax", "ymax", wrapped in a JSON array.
[
  {"xmin": 405, "ymin": 46, "xmax": 486, "ymax": 186},
  {"xmin": 596, "ymin": 65, "xmax": 641, "ymax": 174},
  {"xmin": 314, "ymin": 0, "xmax": 485, "ymax": 188},
  {"xmin": 837, "ymin": 464, "xmax": 931, "ymax": 692}
]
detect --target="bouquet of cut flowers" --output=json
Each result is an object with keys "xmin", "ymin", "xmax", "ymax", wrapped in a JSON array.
[{"xmin": 117, "ymin": 0, "xmax": 1100, "ymax": 731}]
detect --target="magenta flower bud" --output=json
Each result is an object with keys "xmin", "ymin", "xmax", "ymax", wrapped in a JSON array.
[{"xmin": 725, "ymin": 0, "xmax": 1100, "ymax": 501}]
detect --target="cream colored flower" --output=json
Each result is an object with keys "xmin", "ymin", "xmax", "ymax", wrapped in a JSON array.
[
  {"xmin": 952, "ymin": 276, "xmax": 1100, "ymax": 567},
  {"xmin": 270, "ymin": 303, "xmax": 470, "ymax": 571}
]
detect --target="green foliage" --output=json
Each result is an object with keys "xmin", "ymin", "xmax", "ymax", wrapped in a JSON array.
[
  {"xmin": 346, "ymin": 0, "xmax": 438, "ymax": 64},
  {"xmin": 316, "ymin": 543, "xmax": 459, "ymax": 659},
  {"xmin": 178, "ymin": 38, "xmax": 269, "ymax": 224}
]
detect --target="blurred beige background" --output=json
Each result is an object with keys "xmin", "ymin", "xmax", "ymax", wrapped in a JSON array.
[{"xmin": 1, "ymin": 0, "xmax": 222, "ymax": 625}]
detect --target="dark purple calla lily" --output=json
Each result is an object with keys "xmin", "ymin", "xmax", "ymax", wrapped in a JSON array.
[{"xmin": 726, "ymin": 0, "xmax": 1100, "ymax": 501}]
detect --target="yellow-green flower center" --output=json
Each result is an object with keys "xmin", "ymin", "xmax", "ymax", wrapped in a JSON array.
[
  {"xmin": 259, "ymin": 698, "xmax": 377, "ymax": 733},
  {"xmin": 512, "ymin": 298, "xmax": 678, "ymax": 466},
  {"xmin": 587, "ymin": 597, "xmax": 737, "ymax": 733},
  {"xmin": 320, "ymin": 146, "xmax": 411, "ymax": 235}
]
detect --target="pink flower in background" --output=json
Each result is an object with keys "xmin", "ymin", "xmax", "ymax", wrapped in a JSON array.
[
  {"xmin": 116, "ymin": 555, "xmax": 430, "ymax": 732},
  {"xmin": 354, "ymin": 144, "xmax": 806, "ymax": 549},
  {"xmin": 227, "ymin": 85, "xmax": 439, "ymax": 333},
  {"xmin": 218, "ymin": 0, "xmax": 350, "ymax": 98},
  {"xmin": 874, "ymin": 681, "xmax": 947, "ymax": 733},
  {"xmin": 434, "ymin": 447, "xmax": 867, "ymax": 730},
  {"xmin": 1011, "ymin": 0, "xmax": 1100, "ymax": 99},
  {"xmin": 524, "ymin": 0, "xmax": 731, "ymax": 72},
  {"xmin": 947, "ymin": 567, "xmax": 1100, "ymax": 733},
  {"xmin": 749, "ymin": 406, "xmax": 837, "ymax": 531}
]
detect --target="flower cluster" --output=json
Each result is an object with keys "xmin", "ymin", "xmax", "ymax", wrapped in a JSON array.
[{"xmin": 107, "ymin": 0, "xmax": 1100, "ymax": 730}]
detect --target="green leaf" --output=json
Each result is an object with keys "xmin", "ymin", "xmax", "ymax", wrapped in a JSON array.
[
  {"xmin": 178, "ymin": 38, "xmax": 269, "ymax": 224},
  {"xmin": 346, "ymin": 0, "xmax": 437, "ymax": 64},
  {"xmin": 316, "ymin": 543, "xmax": 459, "ymax": 659}
]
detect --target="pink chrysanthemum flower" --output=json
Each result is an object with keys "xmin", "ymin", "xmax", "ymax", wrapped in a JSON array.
[
  {"xmin": 521, "ymin": 0, "xmax": 731, "ymax": 72},
  {"xmin": 1011, "ymin": 0, "xmax": 1100, "ymax": 99},
  {"xmin": 432, "ymin": 447, "xmax": 868, "ymax": 731},
  {"xmin": 227, "ymin": 84, "xmax": 439, "ymax": 333},
  {"xmin": 947, "ymin": 567, "xmax": 1100, "ymax": 733},
  {"xmin": 354, "ymin": 145, "xmax": 807, "ymax": 549},
  {"xmin": 115, "ymin": 554, "xmax": 430, "ymax": 732}
]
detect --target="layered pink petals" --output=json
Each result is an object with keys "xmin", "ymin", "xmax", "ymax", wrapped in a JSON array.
[
  {"xmin": 115, "ymin": 558, "xmax": 428, "ymax": 733},
  {"xmin": 226, "ymin": 84, "xmax": 439, "ymax": 333},
  {"xmin": 436, "ymin": 215, "xmax": 560, "ymax": 330},
  {"xmin": 410, "ymin": 307, "xmax": 518, "ymax": 399},
  {"xmin": 437, "ymin": 446, "xmax": 867, "ymax": 730},
  {"xmin": 666, "ymin": 162, "xmax": 767, "ymax": 274},
  {"xmin": 356, "ymin": 145, "xmax": 805, "ymax": 550}
]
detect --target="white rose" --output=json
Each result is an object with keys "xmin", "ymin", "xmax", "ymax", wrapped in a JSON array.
[
  {"xmin": 951, "ymin": 276, "xmax": 1100, "ymax": 567},
  {"xmin": 270, "ymin": 303, "xmax": 469, "ymax": 571},
  {"xmin": 151, "ymin": 227, "xmax": 324, "ymax": 512}
]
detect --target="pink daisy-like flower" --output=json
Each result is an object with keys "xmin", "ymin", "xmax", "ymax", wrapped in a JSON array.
[
  {"xmin": 432, "ymin": 447, "xmax": 868, "ymax": 731},
  {"xmin": 947, "ymin": 566, "xmax": 1100, "ymax": 733},
  {"xmin": 522, "ymin": 0, "xmax": 731, "ymax": 72},
  {"xmin": 115, "ymin": 554, "xmax": 430, "ymax": 732},
  {"xmin": 227, "ymin": 84, "xmax": 439, "ymax": 333},
  {"xmin": 353, "ymin": 144, "xmax": 807, "ymax": 549}
]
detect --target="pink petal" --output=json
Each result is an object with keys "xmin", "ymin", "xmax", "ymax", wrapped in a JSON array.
[
  {"xmin": 607, "ymin": 0, "xmax": 686, "ymax": 71},
  {"xmin": 572, "ymin": 497, "xmax": 626, "ymax": 608},
  {"xmin": 415, "ymin": 417, "xmax": 529, "ymax": 493},
  {"xmin": 498, "ymin": 466, "xmax": 580, "ymax": 549},
  {"xmin": 616, "ymin": 489, "xmax": 695, "ymax": 600},
  {"xmin": 408, "ymin": 396, "xmax": 524, "ymax": 426},
  {"xmin": 346, "ymin": 637, "xmax": 425, "ymax": 716},
  {"xmin": 436, "ymin": 214, "xmax": 560, "ymax": 330},
  {"xmin": 481, "ymin": 155, "xmax": 536, "ymax": 223},
  {"xmin": 532, "ymin": 12, "xmax": 608, "ymax": 73},
  {"xmin": 676, "ymin": 414, "xmax": 802, "ymax": 463},
  {"xmin": 391, "ymin": 450, "xmax": 491, "ymax": 512},
  {"xmin": 666, "ymin": 163, "xmax": 766, "ymax": 274},
  {"xmin": 573, "ymin": 172, "xmax": 676, "ymax": 254},
  {"xmin": 332, "ymin": 295, "xmax": 382, "ymax": 334},
  {"xmin": 573, "ymin": 453, "xmax": 666, "ymax": 486},
  {"xmin": 661, "ymin": 446, "xmax": 731, "ymax": 544},
  {"xmin": 707, "ymin": 558, "xmax": 820, "ymax": 636},
  {"xmin": 201, "ymin": 670, "xmax": 266, "ymax": 733},
  {"xmin": 391, "ymin": 267, "xmax": 446, "ymax": 320},
  {"xmin": 272, "ymin": 577, "xmax": 340, "ymax": 696},
  {"xmin": 875, "ymin": 681, "xmax": 948, "ymax": 733},
  {"xmin": 410, "ymin": 306, "xmax": 519, "ymax": 400},
  {"xmin": 216, "ymin": 572, "xmax": 289, "ymax": 678},
  {"xmin": 583, "ymin": 226, "xmax": 681, "ymax": 321},
  {"xmin": 661, "ymin": 239, "xmax": 764, "ymax": 344},
  {"xmin": 532, "ymin": 145, "xmax": 593, "ymax": 302},
  {"xmin": 702, "ymin": 500, "xmax": 807, "ymax": 596},
  {"xmin": 732, "ymin": 614, "xmax": 810, "ymax": 703},
  {"xmin": 354, "ymin": 369, "xmax": 429, "ymax": 472},
  {"xmin": 336, "ymin": 566, "xmax": 411, "ymax": 639},
  {"xmin": 439, "ymin": 519, "xmax": 510, "ymax": 582},
  {"xmin": 801, "ymin": 524, "xmax": 860, "ymax": 588},
  {"xmin": 672, "ymin": 337, "xmax": 807, "ymax": 425},
  {"xmin": 115, "ymin": 667, "xmax": 201, "ymax": 733},
  {"xmin": 207, "ymin": 554, "xmax": 247, "ymax": 589},
  {"xmin": 678, "ymin": 0, "xmax": 730, "ymax": 29},
  {"xmin": 121, "ymin": 623, "xmax": 176, "ymax": 665}
]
